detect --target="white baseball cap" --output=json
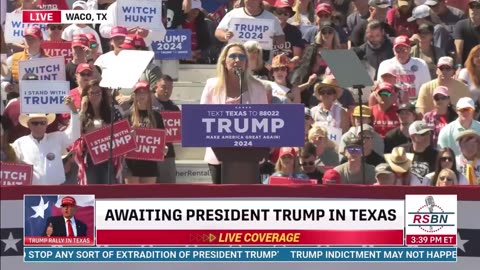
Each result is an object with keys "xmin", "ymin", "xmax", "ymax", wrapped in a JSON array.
[
  {"xmin": 72, "ymin": 0, "xmax": 87, "ymax": 10},
  {"xmin": 407, "ymin": 5, "xmax": 431, "ymax": 22},
  {"xmin": 456, "ymin": 97, "xmax": 475, "ymax": 110}
]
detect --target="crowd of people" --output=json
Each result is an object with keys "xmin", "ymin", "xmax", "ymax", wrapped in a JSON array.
[{"xmin": 0, "ymin": 0, "xmax": 479, "ymax": 186}]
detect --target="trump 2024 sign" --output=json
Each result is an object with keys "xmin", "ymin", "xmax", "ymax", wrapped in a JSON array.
[{"xmin": 181, "ymin": 104, "xmax": 304, "ymax": 147}]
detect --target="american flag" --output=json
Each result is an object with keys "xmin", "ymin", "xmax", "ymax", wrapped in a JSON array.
[{"xmin": 23, "ymin": 195, "xmax": 95, "ymax": 237}]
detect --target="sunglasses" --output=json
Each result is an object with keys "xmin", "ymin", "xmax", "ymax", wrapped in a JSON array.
[
  {"xmin": 362, "ymin": 135, "xmax": 372, "ymax": 141},
  {"xmin": 347, "ymin": 146, "xmax": 362, "ymax": 154},
  {"xmin": 469, "ymin": 2, "xmax": 480, "ymax": 9},
  {"xmin": 440, "ymin": 157, "xmax": 453, "ymax": 162},
  {"xmin": 439, "ymin": 176, "xmax": 454, "ymax": 182},
  {"xmin": 48, "ymin": 25, "xmax": 63, "ymax": 30},
  {"xmin": 458, "ymin": 108, "xmax": 474, "ymax": 113},
  {"xmin": 89, "ymin": 91, "xmax": 102, "ymax": 97},
  {"xmin": 439, "ymin": 66, "xmax": 453, "ymax": 71},
  {"xmin": 273, "ymin": 67, "xmax": 287, "ymax": 72},
  {"xmin": 30, "ymin": 120, "xmax": 47, "ymax": 126},
  {"xmin": 300, "ymin": 161, "xmax": 315, "ymax": 166},
  {"xmin": 90, "ymin": 43, "xmax": 98, "ymax": 49},
  {"xmin": 434, "ymin": 95, "xmax": 448, "ymax": 101},
  {"xmin": 228, "ymin": 53, "xmax": 246, "ymax": 61},
  {"xmin": 319, "ymin": 89, "xmax": 336, "ymax": 96},
  {"xmin": 80, "ymin": 72, "xmax": 92, "ymax": 77},
  {"xmin": 378, "ymin": 91, "xmax": 392, "ymax": 97},
  {"xmin": 394, "ymin": 46, "xmax": 409, "ymax": 53},
  {"xmin": 321, "ymin": 29, "xmax": 334, "ymax": 35}
]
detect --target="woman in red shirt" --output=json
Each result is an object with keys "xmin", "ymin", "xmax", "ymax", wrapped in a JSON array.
[{"xmin": 386, "ymin": 0, "xmax": 418, "ymax": 37}]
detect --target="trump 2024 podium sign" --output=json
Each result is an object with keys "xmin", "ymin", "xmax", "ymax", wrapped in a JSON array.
[{"xmin": 181, "ymin": 104, "xmax": 304, "ymax": 147}]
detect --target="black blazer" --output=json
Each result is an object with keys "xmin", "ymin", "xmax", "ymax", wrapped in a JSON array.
[{"xmin": 42, "ymin": 216, "xmax": 87, "ymax": 237}]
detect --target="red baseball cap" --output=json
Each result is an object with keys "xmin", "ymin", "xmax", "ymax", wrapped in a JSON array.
[
  {"xmin": 433, "ymin": 86, "xmax": 449, "ymax": 97},
  {"xmin": 72, "ymin": 34, "xmax": 89, "ymax": 48},
  {"xmin": 315, "ymin": 3, "xmax": 333, "ymax": 15},
  {"xmin": 121, "ymin": 34, "xmax": 146, "ymax": 49},
  {"xmin": 76, "ymin": 63, "xmax": 93, "ymax": 73},
  {"xmin": 322, "ymin": 169, "xmax": 341, "ymax": 184},
  {"xmin": 377, "ymin": 82, "xmax": 395, "ymax": 93},
  {"xmin": 24, "ymin": 26, "xmax": 43, "ymax": 40},
  {"xmin": 279, "ymin": 147, "xmax": 297, "ymax": 158},
  {"xmin": 274, "ymin": 0, "xmax": 294, "ymax": 8},
  {"xmin": 61, "ymin": 196, "xmax": 77, "ymax": 207},
  {"xmin": 393, "ymin": 35, "xmax": 410, "ymax": 48},
  {"xmin": 84, "ymin": 33, "xmax": 97, "ymax": 43},
  {"xmin": 110, "ymin": 26, "xmax": 128, "ymax": 38},
  {"xmin": 133, "ymin": 81, "xmax": 150, "ymax": 92}
]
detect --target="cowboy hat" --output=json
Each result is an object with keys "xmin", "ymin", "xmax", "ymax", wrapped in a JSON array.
[
  {"xmin": 314, "ymin": 76, "xmax": 342, "ymax": 98},
  {"xmin": 19, "ymin": 113, "xmax": 56, "ymax": 128},
  {"xmin": 384, "ymin": 147, "xmax": 414, "ymax": 174}
]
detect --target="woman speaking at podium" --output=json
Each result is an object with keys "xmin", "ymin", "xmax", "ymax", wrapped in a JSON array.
[{"xmin": 200, "ymin": 43, "xmax": 268, "ymax": 184}]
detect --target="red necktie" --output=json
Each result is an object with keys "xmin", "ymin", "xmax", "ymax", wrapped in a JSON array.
[{"xmin": 67, "ymin": 219, "xmax": 74, "ymax": 238}]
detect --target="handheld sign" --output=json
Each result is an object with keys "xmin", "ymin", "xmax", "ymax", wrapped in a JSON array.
[
  {"xmin": 181, "ymin": 104, "xmax": 304, "ymax": 147},
  {"xmin": 99, "ymin": 50, "xmax": 154, "ymax": 92},
  {"xmin": 20, "ymin": 80, "xmax": 70, "ymax": 114},
  {"xmin": 83, "ymin": 120, "xmax": 137, "ymax": 165},
  {"xmin": 160, "ymin": 111, "xmax": 181, "ymax": 143},
  {"xmin": 125, "ymin": 128, "xmax": 166, "ymax": 161},
  {"xmin": 116, "ymin": 0, "xmax": 163, "ymax": 31},
  {"xmin": 268, "ymin": 176, "xmax": 318, "ymax": 185},
  {"xmin": 18, "ymin": 56, "xmax": 66, "ymax": 81},
  {"xmin": 151, "ymin": 29, "xmax": 191, "ymax": 60},
  {"xmin": 4, "ymin": 13, "xmax": 47, "ymax": 44},
  {"xmin": 229, "ymin": 18, "xmax": 274, "ymax": 50},
  {"xmin": 0, "ymin": 162, "xmax": 33, "ymax": 186},
  {"xmin": 41, "ymin": 41, "xmax": 73, "ymax": 64}
]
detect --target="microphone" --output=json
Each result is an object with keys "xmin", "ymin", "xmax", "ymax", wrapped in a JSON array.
[
  {"xmin": 425, "ymin": 196, "xmax": 435, "ymax": 230},
  {"xmin": 234, "ymin": 67, "xmax": 242, "ymax": 78}
]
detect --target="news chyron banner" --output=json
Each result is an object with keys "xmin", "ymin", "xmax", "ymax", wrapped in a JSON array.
[
  {"xmin": 23, "ymin": 195, "xmax": 458, "ymax": 262},
  {"xmin": 23, "ymin": 195, "xmax": 95, "ymax": 247}
]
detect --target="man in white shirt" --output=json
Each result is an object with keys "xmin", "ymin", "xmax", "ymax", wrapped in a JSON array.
[
  {"xmin": 215, "ymin": 0, "xmax": 285, "ymax": 48},
  {"xmin": 438, "ymin": 97, "xmax": 480, "ymax": 155},
  {"xmin": 12, "ymin": 96, "xmax": 81, "ymax": 185},
  {"xmin": 377, "ymin": 35, "xmax": 431, "ymax": 101}
]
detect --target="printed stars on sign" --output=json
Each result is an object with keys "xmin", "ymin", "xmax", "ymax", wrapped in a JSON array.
[{"xmin": 0, "ymin": 228, "xmax": 23, "ymax": 256}]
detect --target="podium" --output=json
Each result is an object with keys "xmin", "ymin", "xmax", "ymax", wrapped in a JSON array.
[
  {"xmin": 212, "ymin": 147, "xmax": 270, "ymax": 184},
  {"xmin": 181, "ymin": 104, "xmax": 305, "ymax": 185}
]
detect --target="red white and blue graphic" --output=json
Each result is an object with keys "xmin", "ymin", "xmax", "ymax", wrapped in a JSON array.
[
  {"xmin": 23, "ymin": 195, "xmax": 95, "ymax": 246},
  {"xmin": 405, "ymin": 195, "xmax": 457, "ymax": 246}
]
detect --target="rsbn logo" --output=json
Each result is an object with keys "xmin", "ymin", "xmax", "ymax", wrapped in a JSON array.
[{"xmin": 408, "ymin": 196, "xmax": 455, "ymax": 233}]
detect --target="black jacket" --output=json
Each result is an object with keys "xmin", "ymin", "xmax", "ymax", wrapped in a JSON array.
[
  {"xmin": 42, "ymin": 216, "xmax": 87, "ymax": 237},
  {"xmin": 353, "ymin": 38, "xmax": 394, "ymax": 80}
]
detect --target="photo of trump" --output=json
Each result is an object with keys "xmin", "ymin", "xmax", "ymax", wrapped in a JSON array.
[
  {"xmin": 42, "ymin": 196, "xmax": 87, "ymax": 237},
  {"xmin": 24, "ymin": 194, "xmax": 95, "ymax": 246}
]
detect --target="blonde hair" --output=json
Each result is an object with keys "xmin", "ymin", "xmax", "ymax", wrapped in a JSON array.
[
  {"xmin": 315, "ymin": 30, "xmax": 340, "ymax": 49},
  {"xmin": 131, "ymin": 89, "xmax": 156, "ymax": 129},
  {"xmin": 291, "ymin": 0, "xmax": 315, "ymax": 26},
  {"xmin": 436, "ymin": 168, "xmax": 458, "ymax": 186},
  {"xmin": 308, "ymin": 125, "xmax": 337, "ymax": 150},
  {"xmin": 214, "ymin": 42, "xmax": 264, "ymax": 97},
  {"xmin": 274, "ymin": 154, "xmax": 302, "ymax": 173},
  {"xmin": 244, "ymin": 40, "xmax": 264, "ymax": 72}
]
